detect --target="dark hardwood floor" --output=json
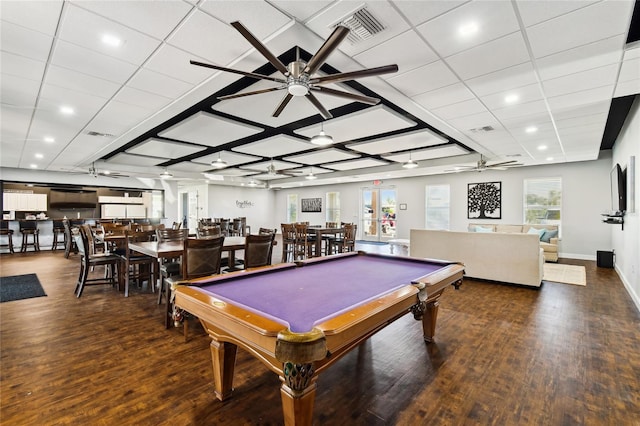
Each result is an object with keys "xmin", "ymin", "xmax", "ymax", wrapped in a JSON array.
[{"xmin": 1, "ymin": 241, "xmax": 639, "ymax": 425}]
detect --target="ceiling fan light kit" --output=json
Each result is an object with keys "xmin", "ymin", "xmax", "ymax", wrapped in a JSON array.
[
  {"xmin": 402, "ymin": 159, "xmax": 418, "ymax": 169},
  {"xmin": 211, "ymin": 154, "xmax": 228, "ymax": 169},
  {"xmin": 310, "ymin": 129, "xmax": 333, "ymax": 146},
  {"xmin": 160, "ymin": 170, "xmax": 173, "ymax": 179}
]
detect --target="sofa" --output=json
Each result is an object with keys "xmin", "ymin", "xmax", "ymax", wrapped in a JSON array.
[
  {"xmin": 468, "ymin": 223, "xmax": 559, "ymax": 262},
  {"xmin": 410, "ymin": 229, "xmax": 544, "ymax": 287}
]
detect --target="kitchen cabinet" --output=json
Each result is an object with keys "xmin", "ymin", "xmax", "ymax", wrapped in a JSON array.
[{"xmin": 3, "ymin": 193, "xmax": 47, "ymax": 211}]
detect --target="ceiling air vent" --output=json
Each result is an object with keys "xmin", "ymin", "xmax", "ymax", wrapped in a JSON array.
[{"xmin": 336, "ymin": 8, "xmax": 386, "ymax": 44}]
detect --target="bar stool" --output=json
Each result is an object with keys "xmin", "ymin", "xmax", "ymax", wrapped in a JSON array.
[
  {"xmin": 52, "ymin": 220, "xmax": 66, "ymax": 250},
  {"xmin": 0, "ymin": 220, "xmax": 15, "ymax": 254},
  {"xmin": 19, "ymin": 220, "xmax": 40, "ymax": 252}
]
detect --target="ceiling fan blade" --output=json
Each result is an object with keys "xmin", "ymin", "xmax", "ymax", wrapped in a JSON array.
[
  {"xmin": 219, "ymin": 86, "xmax": 286, "ymax": 101},
  {"xmin": 190, "ymin": 60, "xmax": 286, "ymax": 83},
  {"xmin": 487, "ymin": 160, "xmax": 519, "ymax": 167},
  {"xmin": 273, "ymin": 93, "xmax": 294, "ymax": 117},
  {"xmin": 311, "ymin": 64, "xmax": 399, "ymax": 85},
  {"xmin": 278, "ymin": 169, "xmax": 304, "ymax": 175},
  {"xmin": 311, "ymin": 86, "xmax": 380, "ymax": 105},
  {"xmin": 304, "ymin": 26, "xmax": 350, "ymax": 75},
  {"xmin": 305, "ymin": 92, "xmax": 332, "ymax": 119},
  {"xmin": 230, "ymin": 21, "xmax": 289, "ymax": 75}
]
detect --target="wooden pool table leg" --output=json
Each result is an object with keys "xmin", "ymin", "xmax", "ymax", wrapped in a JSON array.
[
  {"xmin": 280, "ymin": 371, "xmax": 317, "ymax": 426},
  {"xmin": 421, "ymin": 298, "xmax": 440, "ymax": 343},
  {"xmin": 210, "ymin": 340, "xmax": 237, "ymax": 401}
]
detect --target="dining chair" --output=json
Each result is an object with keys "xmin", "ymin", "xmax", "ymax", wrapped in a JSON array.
[
  {"xmin": 294, "ymin": 222, "xmax": 314, "ymax": 260},
  {"xmin": 241, "ymin": 233, "xmax": 276, "ymax": 269},
  {"xmin": 166, "ymin": 236, "xmax": 225, "ymax": 340},
  {"xmin": 196, "ymin": 225, "xmax": 222, "ymax": 239},
  {"xmin": 74, "ymin": 225, "xmax": 122, "ymax": 298},
  {"xmin": 328, "ymin": 223, "xmax": 357, "ymax": 254},
  {"xmin": 63, "ymin": 219, "xmax": 78, "ymax": 258},
  {"xmin": 19, "ymin": 220, "xmax": 40, "ymax": 252},
  {"xmin": 156, "ymin": 228, "xmax": 189, "ymax": 304},
  {"xmin": 118, "ymin": 230, "xmax": 155, "ymax": 297},
  {"xmin": 51, "ymin": 220, "xmax": 66, "ymax": 251},
  {"xmin": 280, "ymin": 223, "xmax": 296, "ymax": 262},
  {"xmin": 0, "ymin": 220, "xmax": 15, "ymax": 254}
]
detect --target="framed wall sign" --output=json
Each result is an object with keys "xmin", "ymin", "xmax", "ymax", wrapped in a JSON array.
[
  {"xmin": 301, "ymin": 198, "xmax": 322, "ymax": 212},
  {"xmin": 468, "ymin": 181, "xmax": 501, "ymax": 219},
  {"xmin": 399, "ymin": 203, "xmax": 407, "ymax": 210}
]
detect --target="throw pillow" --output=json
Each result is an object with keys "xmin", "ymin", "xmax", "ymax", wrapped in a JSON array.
[
  {"xmin": 475, "ymin": 226, "xmax": 494, "ymax": 233},
  {"xmin": 527, "ymin": 227, "xmax": 545, "ymax": 240},
  {"xmin": 541, "ymin": 229, "xmax": 558, "ymax": 243}
]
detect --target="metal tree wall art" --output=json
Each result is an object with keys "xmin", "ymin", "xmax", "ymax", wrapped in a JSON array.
[{"xmin": 468, "ymin": 182, "xmax": 502, "ymax": 219}]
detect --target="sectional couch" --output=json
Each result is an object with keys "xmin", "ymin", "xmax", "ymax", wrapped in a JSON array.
[
  {"xmin": 410, "ymin": 229, "xmax": 544, "ymax": 287},
  {"xmin": 468, "ymin": 223, "xmax": 559, "ymax": 262}
]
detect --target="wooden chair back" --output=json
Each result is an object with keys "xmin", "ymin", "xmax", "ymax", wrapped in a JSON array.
[
  {"xmin": 156, "ymin": 228, "xmax": 188, "ymax": 242},
  {"xmin": 196, "ymin": 225, "xmax": 222, "ymax": 239},
  {"xmin": 181, "ymin": 236, "xmax": 225, "ymax": 278},
  {"xmin": 243, "ymin": 233, "xmax": 275, "ymax": 269}
]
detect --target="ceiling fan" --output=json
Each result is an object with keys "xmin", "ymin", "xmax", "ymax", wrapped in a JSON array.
[
  {"xmin": 190, "ymin": 21, "xmax": 399, "ymax": 119},
  {"xmin": 447, "ymin": 155, "xmax": 523, "ymax": 173},
  {"xmin": 246, "ymin": 160, "xmax": 305, "ymax": 177},
  {"xmin": 85, "ymin": 162, "xmax": 128, "ymax": 178}
]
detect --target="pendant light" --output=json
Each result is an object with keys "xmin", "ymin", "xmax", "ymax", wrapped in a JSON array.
[
  {"xmin": 210, "ymin": 152, "xmax": 227, "ymax": 169},
  {"xmin": 159, "ymin": 168, "xmax": 173, "ymax": 179},
  {"xmin": 402, "ymin": 151, "xmax": 418, "ymax": 169},
  {"xmin": 305, "ymin": 167, "xmax": 317, "ymax": 180},
  {"xmin": 310, "ymin": 122, "xmax": 333, "ymax": 146}
]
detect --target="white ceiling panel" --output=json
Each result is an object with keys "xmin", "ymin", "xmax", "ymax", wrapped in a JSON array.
[
  {"xmin": 166, "ymin": 10, "xmax": 249, "ymax": 65},
  {"xmin": 35, "ymin": 86, "xmax": 105, "ymax": 123},
  {"xmin": 445, "ymin": 32, "xmax": 530, "ymax": 80},
  {"xmin": 115, "ymin": 86, "xmax": 172, "ymax": 111},
  {"xmin": 199, "ymin": 0, "xmax": 291, "ymax": 40},
  {"xmin": 1, "ymin": 74, "xmax": 41, "ymax": 108},
  {"xmin": 51, "ymin": 40, "xmax": 138, "ymax": 84},
  {"xmin": 618, "ymin": 57, "xmax": 640, "ymax": 82},
  {"xmin": 353, "ymin": 30, "xmax": 439, "ymax": 78},
  {"xmin": 144, "ymin": 45, "xmax": 213, "ymax": 85},
  {"xmin": 159, "ymin": 111, "xmax": 263, "ymax": 146},
  {"xmin": 526, "ymin": 0, "xmax": 633, "ymax": 58},
  {"xmin": 412, "ymin": 83, "xmax": 476, "ymax": 110},
  {"xmin": 59, "ymin": 4, "xmax": 161, "ymax": 65},
  {"xmin": 551, "ymin": 100, "xmax": 611, "ymax": 121},
  {"xmin": 431, "ymin": 98, "xmax": 488, "ymax": 120},
  {"xmin": 284, "ymin": 148, "xmax": 360, "ymax": 165},
  {"xmin": 294, "ymin": 105, "xmax": 417, "ymax": 142},
  {"xmin": 127, "ymin": 138, "xmax": 205, "ymax": 158},
  {"xmin": 542, "ymin": 63, "xmax": 619, "ymax": 97},
  {"xmin": 233, "ymin": 135, "xmax": 313, "ymax": 157},
  {"xmin": 393, "ymin": 1, "xmax": 467, "ymax": 27},
  {"xmin": 126, "ymin": 68, "xmax": 194, "ymax": 100},
  {"xmin": 417, "ymin": 0, "xmax": 520, "ymax": 58},
  {"xmin": 240, "ymin": 160, "xmax": 301, "ymax": 172},
  {"xmin": 516, "ymin": 0, "xmax": 598, "ymax": 27},
  {"xmin": 74, "ymin": 0, "xmax": 193, "ymax": 40},
  {"xmin": 346, "ymin": 129, "xmax": 448, "ymax": 155},
  {"xmin": 1, "ymin": 0, "xmax": 62, "ymax": 35},
  {"xmin": 465, "ymin": 61, "xmax": 537, "ymax": 97},
  {"xmin": 106, "ymin": 152, "xmax": 168, "ymax": 166},
  {"xmin": 535, "ymin": 35, "xmax": 625, "ymax": 81},
  {"xmin": 480, "ymin": 83, "xmax": 544, "ymax": 110},
  {"xmin": 191, "ymin": 150, "xmax": 261, "ymax": 167},
  {"xmin": 204, "ymin": 168, "xmax": 257, "ymax": 177},
  {"xmin": 1, "ymin": 51, "xmax": 46, "ymax": 82},
  {"xmin": 166, "ymin": 161, "xmax": 213, "ymax": 173},
  {"xmin": 447, "ymin": 110, "xmax": 501, "ymax": 131},
  {"xmin": 387, "ymin": 60, "xmax": 460, "ymax": 97},
  {"xmin": 0, "ymin": 21, "xmax": 54, "ymax": 62},
  {"xmin": 87, "ymin": 100, "xmax": 156, "ymax": 137},
  {"xmin": 269, "ymin": 1, "xmax": 333, "ymax": 22},
  {"xmin": 614, "ymin": 79, "xmax": 640, "ymax": 97},
  {"xmin": 383, "ymin": 145, "xmax": 470, "ymax": 163},
  {"xmin": 324, "ymin": 158, "xmax": 388, "ymax": 171},
  {"xmin": 44, "ymin": 65, "xmax": 121, "ymax": 99},
  {"xmin": 547, "ymin": 85, "xmax": 615, "ymax": 112},
  {"xmin": 492, "ymin": 100, "xmax": 549, "ymax": 121}
]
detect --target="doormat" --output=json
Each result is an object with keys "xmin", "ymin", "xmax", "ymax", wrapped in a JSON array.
[
  {"xmin": 356, "ymin": 241, "xmax": 389, "ymax": 246},
  {"xmin": 0, "ymin": 273, "xmax": 47, "ymax": 302},
  {"xmin": 543, "ymin": 264, "xmax": 586, "ymax": 286}
]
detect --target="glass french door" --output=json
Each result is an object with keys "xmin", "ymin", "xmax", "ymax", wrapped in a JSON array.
[{"xmin": 361, "ymin": 187, "xmax": 397, "ymax": 242}]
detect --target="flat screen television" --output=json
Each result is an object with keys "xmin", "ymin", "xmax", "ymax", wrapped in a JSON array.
[{"xmin": 610, "ymin": 163, "xmax": 627, "ymax": 214}]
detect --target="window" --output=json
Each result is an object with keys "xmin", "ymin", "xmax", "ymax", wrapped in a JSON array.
[
  {"xmin": 425, "ymin": 184, "xmax": 450, "ymax": 230},
  {"xmin": 286, "ymin": 194, "xmax": 298, "ymax": 223},
  {"xmin": 524, "ymin": 177, "xmax": 562, "ymax": 229},
  {"xmin": 326, "ymin": 192, "xmax": 340, "ymax": 223},
  {"xmin": 150, "ymin": 190, "xmax": 164, "ymax": 218}
]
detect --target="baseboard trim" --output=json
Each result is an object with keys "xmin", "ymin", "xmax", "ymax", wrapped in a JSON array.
[
  {"xmin": 616, "ymin": 265, "xmax": 640, "ymax": 313},
  {"xmin": 558, "ymin": 252, "xmax": 596, "ymax": 261}
]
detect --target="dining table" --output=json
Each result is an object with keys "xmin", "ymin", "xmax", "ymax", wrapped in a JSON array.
[{"xmin": 308, "ymin": 227, "xmax": 343, "ymax": 257}]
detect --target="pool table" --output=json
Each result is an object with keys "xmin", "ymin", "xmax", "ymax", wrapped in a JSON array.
[{"xmin": 174, "ymin": 251, "xmax": 464, "ymax": 426}]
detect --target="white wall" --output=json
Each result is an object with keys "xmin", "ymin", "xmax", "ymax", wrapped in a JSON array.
[
  {"xmin": 612, "ymin": 96, "xmax": 640, "ymax": 310},
  {"xmin": 274, "ymin": 156, "xmax": 613, "ymax": 260},
  {"xmin": 205, "ymin": 184, "xmax": 277, "ymax": 233}
]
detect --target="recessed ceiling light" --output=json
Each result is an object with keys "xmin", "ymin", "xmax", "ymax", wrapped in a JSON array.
[
  {"xmin": 525, "ymin": 126, "xmax": 538, "ymax": 133},
  {"xmin": 44, "ymin": 136, "xmax": 55, "ymax": 143},
  {"xmin": 546, "ymin": 157, "xmax": 554, "ymax": 161},
  {"xmin": 30, "ymin": 164, "xmax": 38, "ymax": 169},
  {"xmin": 504, "ymin": 94, "xmax": 519, "ymax": 104},
  {"xmin": 59, "ymin": 106, "xmax": 74, "ymax": 115},
  {"xmin": 35, "ymin": 153, "xmax": 43, "ymax": 159},
  {"xmin": 458, "ymin": 22, "xmax": 479, "ymax": 37},
  {"xmin": 101, "ymin": 34, "xmax": 122, "ymax": 47},
  {"xmin": 537, "ymin": 145, "xmax": 548, "ymax": 151}
]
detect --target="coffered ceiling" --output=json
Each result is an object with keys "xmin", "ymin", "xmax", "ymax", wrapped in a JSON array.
[{"xmin": 1, "ymin": 0, "xmax": 638, "ymax": 189}]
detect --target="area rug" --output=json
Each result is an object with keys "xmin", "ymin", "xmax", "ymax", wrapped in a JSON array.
[
  {"xmin": 0, "ymin": 274, "xmax": 47, "ymax": 302},
  {"xmin": 543, "ymin": 264, "xmax": 586, "ymax": 286}
]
